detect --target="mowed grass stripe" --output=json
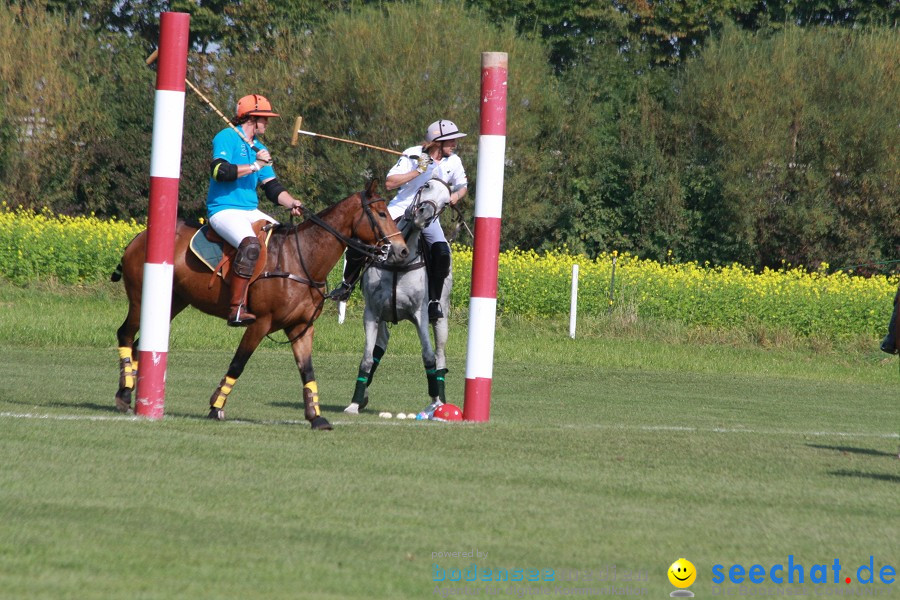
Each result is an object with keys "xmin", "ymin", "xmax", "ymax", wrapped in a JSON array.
[{"xmin": 0, "ymin": 284, "xmax": 897, "ymax": 598}]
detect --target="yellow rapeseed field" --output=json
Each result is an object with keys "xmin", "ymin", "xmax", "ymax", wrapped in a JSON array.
[{"xmin": 1, "ymin": 206, "xmax": 894, "ymax": 339}]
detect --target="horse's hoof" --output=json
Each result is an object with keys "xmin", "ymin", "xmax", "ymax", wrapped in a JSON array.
[
  {"xmin": 207, "ymin": 407, "xmax": 226, "ymax": 421},
  {"xmin": 115, "ymin": 392, "xmax": 133, "ymax": 414},
  {"xmin": 344, "ymin": 403, "xmax": 360, "ymax": 414},
  {"xmin": 310, "ymin": 416, "xmax": 333, "ymax": 430}
]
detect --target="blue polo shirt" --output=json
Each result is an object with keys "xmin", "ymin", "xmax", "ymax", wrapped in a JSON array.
[{"xmin": 206, "ymin": 127, "xmax": 276, "ymax": 219}]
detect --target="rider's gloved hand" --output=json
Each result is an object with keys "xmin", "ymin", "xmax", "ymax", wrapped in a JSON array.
[{"xmin": 415, "ymin": 154, "xmax": 432, "ymax": 174}]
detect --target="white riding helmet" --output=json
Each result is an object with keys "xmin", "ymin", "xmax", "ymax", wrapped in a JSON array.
[{"xmin": 425, "ymin": 119, "xmax": 467, "ymax": 142}]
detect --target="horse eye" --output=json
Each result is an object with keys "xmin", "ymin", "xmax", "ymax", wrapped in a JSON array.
[{"xmin": 378, "ymin": 211, "xmax": 387, "ymax": 218}]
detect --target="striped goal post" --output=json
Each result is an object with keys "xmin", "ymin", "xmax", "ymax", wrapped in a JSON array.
[
  {"xmin": 463, "ymin": 52, "xmax": 508, "ymax": 422},
  {"xmin": 135, "ymin": 12, "xmax": 190, "ymax": 418}
]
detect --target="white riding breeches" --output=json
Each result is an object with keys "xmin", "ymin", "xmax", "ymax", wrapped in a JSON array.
[
  {"xmin": 209, "ymin": 208, "xmax": 277, "ymax": 248},
  {"xmin": 422, "ymin": 218, "xmax": 447, "ymax": 246}
]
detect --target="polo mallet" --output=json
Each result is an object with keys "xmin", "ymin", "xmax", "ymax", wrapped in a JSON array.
[
  {"xmin": 291, "ymin": 116, "xmax": 403, "ymax": 156},
  {"xmin": 146, "ymin": 49, "xmax": 263, "ymax": 153}
]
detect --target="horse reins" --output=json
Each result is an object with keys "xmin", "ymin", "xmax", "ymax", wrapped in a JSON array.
[
  {"xmin": 369, "ymin": 182, "xmax": 447, "ymax": 323},
  {"xmin": 305, "ymin": 189, "xmax": 401, "ymax": 262},
  {"xmin": 258, "ymin": 187, "xmax": 398, "ymax": 345}
]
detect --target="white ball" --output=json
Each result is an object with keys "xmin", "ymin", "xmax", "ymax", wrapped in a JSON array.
[
  {"xmin": 378, "ymin": 412, "xmax": 392, "ymax": 419},
  {"xmin": 396, "ymin": 412, "xmax": 408, "ymax": 420}
]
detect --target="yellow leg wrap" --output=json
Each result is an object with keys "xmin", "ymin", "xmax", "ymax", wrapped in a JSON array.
[
  {"xmin": 303, "ymin": 381, "xmax": 321, "ymax": 418},
  {"xmin": 117, "ymin": 346, "xmax": 135, "ymax": 389},
  {"xmin": 211, "ymin": 376, "xmax": 237, "ymax": 409}
]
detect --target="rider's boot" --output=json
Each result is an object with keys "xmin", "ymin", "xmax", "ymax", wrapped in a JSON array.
[
  {"xmin": 329, "ymin": 247, "xmax": 367, "ymax": 302},
  {"xmin": 881, "ymin": 293, "xmax": 899, "ymax": 354},
  {"xmin": 427, "ymin": 242, "xmax": 451, "ymax": 323},
  {"xmin": 227, "ymin": 237, "xmax": 259, "ymax": 327}
]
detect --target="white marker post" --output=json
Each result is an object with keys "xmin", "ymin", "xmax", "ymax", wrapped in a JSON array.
[{"xmin": 569, "ymin": 264, "xmax": 579, "ymax": 339}]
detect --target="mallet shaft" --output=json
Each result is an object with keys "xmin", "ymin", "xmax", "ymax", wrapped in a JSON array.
[
  {"xmin": 145, "ymin": 49, "xmax": 262, "ymax": 153},
  {"xmin": 293, "ymin": 129, "xmax": 403, "ymax": 156}
]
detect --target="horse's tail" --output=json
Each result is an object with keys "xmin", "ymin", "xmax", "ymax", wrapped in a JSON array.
[{"xmin": 110, "ymin": 263, "xmax": 123, "ymax": 282}]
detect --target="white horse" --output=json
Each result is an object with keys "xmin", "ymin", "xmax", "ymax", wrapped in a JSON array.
[{"xmin": 344, "ymin": 178, "xmax": 452, "ymax": 415}]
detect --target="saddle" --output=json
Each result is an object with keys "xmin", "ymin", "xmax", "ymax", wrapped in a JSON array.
[{"xmin": 189, "ymin": 220, "xmax": 272, "ymax": 289}]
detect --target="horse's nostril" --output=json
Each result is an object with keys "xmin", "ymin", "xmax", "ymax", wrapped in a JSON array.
[{"xmin": 399, "ymin": 247, "xmax": 409, "ymax": 258}]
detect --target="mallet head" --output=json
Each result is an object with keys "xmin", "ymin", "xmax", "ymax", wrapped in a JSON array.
[{"xmin": 291, "ymin": 116, "xmax": 303, "ymax": 147}]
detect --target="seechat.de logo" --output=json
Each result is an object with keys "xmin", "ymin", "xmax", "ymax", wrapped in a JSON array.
[{"xmin": 712, "ymin": 555, "xmax": 896, "ymax": 586}]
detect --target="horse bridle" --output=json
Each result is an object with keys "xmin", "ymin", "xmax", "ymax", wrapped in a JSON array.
[
  {"xmin": 403, "ymin": 178, "xmax": 451, "ymax": 228},
  {"xmin": 260, "ymin": 189, "xmax": 400, "ymax": 345},
  {"xmin": 303, "ymin": 189, "xmax": 399, "ymax": 262}
]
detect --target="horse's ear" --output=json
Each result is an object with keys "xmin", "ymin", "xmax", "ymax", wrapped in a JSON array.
[{"xmin": 366, "ymin": 178, "xmax": 379, "ymax": 198}]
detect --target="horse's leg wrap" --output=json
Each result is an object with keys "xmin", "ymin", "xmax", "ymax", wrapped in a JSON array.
[
  {"xmin": 303, "ymin": 381, "xmax": 321, "ymax": 420},
  {"xmin": 367, "ymin": 345, "xmax": 386, "ymax": 384},
  {"xmin": 427, "ymin": 366, "xmax": 448, "ymax": 400},
  {"xmin": 352, "ymin": 371, "xmax": 369, "ymax": 409},
  {"xmin": 115, "ymin": 346, "xmax": 136, "ymax": 412},
  {"xmin": 435, "ymin": 368, "xmax": 448, "ymax": 403},
  {"xmin": 304, "ymin": 381, "xmax": 333, "ymax": 430},
  {"xmin": 210, "ymin": 376, "xmax": 236, "ymax": 409},
  {"xmin": 118, "ymin": 347, "xmax": 136, "ymax": 391}
]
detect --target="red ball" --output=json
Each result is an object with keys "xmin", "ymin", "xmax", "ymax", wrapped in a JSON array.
[{"xmin": 433, "ymin": 403, "xmax": 463, "ymax": 421}]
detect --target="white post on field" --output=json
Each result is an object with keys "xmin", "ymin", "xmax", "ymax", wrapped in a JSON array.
[
  {"xmin": 338, "ymin": 254, "xmax": 347, "ymax": 324},
  {"xmin": 569, "ymin": 264, "xmax": 579, "ymax": 339}
]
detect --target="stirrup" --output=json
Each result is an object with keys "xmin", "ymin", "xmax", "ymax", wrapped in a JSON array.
[
  {"xmin": 428, "ymin": 300, "xmax": 443, "ymax": 323},
  {"xmin": 328, "ymin": 281, "xmax": 353, "ymax": 302},
  {"xmin": 227, "ymin": 305, "xmax": 256, "ymax": 327}
]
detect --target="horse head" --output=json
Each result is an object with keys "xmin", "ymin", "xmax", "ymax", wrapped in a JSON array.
[
  {"xmin": 353, "ymin": 179, "xmax": 408, "ymax": 263},
  {"xmin": 401, "ymin": 177, "xmax": 452, "ymax": 235}
]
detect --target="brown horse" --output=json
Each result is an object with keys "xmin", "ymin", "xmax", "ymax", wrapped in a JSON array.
[{"xmin": 113, "ymin": 180, "xmax": 407, "ymax": 430}]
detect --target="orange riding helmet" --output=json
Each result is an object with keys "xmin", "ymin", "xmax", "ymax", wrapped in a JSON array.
[{"xmin": 235, "ymin": 94, "xmax": 280, "ymax": 119}]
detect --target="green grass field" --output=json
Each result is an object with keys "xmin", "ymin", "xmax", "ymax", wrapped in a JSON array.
[{"xmin": 0, "ymin": 282, "xmax": 897, "ymax": 599}]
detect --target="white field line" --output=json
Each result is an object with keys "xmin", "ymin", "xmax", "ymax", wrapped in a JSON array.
[{"xmin": 0, "ymin": 411, "xmax": 897, "ymax": 439}]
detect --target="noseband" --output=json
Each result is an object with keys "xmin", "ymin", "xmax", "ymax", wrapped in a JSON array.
[
  {"xmin": 403, "ymin": 178, "xmax": 451, "ymax": 229},
  {"xmin": 303, "ymin": 188, "xmax": 398, "ymax": 262},
  {"xmin": 360, "ymin": 191, "xmax": 402, "ymax": 262}
]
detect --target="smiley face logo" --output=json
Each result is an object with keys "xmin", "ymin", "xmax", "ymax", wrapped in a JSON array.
[{"xmin": 668, "ymin": 558, "xmax": 696, "ymax": 588}]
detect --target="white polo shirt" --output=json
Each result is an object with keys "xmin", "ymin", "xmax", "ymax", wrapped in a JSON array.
[{"xmin": 386, "ymin": 145, "xmax": 467, "ymax": 220}]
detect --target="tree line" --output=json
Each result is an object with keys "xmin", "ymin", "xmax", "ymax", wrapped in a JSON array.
[{"xmin": 1, "ymin": 0, "xmax": 897, "ymax": 271}]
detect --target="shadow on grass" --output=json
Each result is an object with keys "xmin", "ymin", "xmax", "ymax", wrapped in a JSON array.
[
  {"xmin": 161, "ymin": 410, "xmax": 311, "ymax": 427},
  {"xmin": 269, "ymin": 400, "xmax": 349, "ymax": 414},
  {"xmin": 1, "ymin": 398, "xmax": 122, "ymax": 414},
  {"xmin": 807, "ymin": 444, "xmax": 896, "ymax": 458},
  {"xmin": 828, "ymin": 470, "xmax": 900, "ymax": 484}
]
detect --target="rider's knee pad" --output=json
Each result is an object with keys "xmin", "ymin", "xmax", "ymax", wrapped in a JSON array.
[
  {"xmin": 234, "ymin": 237, "xmax": 260, "ymax": 278},
  {"xmin": 430, "ymin": 242, "xmax": 451, "ymax": 278}
]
